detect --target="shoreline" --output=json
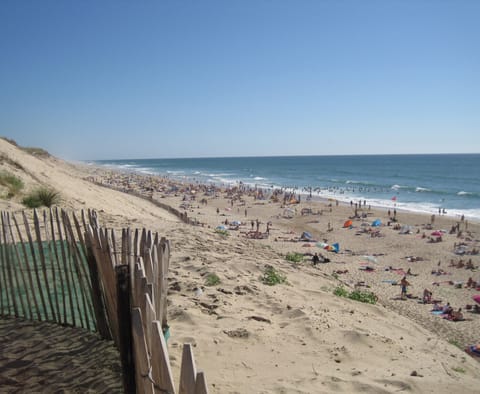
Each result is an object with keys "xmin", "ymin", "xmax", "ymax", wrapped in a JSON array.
[{"xmin": 86, "ymin": 160, "xmax": 480, "ymax": 222}]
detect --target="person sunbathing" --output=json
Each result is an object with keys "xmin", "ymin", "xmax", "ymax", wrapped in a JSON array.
[
  {"xmin": 406, "ymin": 268, "xmax": 418, "ymax": 276},
  {"xmin": 466, "ymin": 277, "xmax": 475, "ymax": 288},
  {"xmin": 442, "ymin": 302, "xmax": 453, "ymax": 315},
  {"xmin": 447, "ymin": 308, "xmax": 464, "ymax": 321},
  {"xmin": 423, "ymin": 288, "xmax": 433, "ymax": 304}
]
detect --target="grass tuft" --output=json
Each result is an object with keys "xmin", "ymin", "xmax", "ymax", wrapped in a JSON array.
[
  {"xmin": 285, "ymin": 252, "xmax": 304, "ymax": 263},
  {"xmin": 0, "ymin": 171, "xmax": 24, "ymax": 198},
  {"xmin": 22, "ymin": 187, "xmax": 61, "ymax": 208},
  {"xmin": 333, "ymin": 286, "xmax": 377, "ymax": 304},
  {"xmin": 262, "ymin": 265, "xmax": 286, "ymax": 286},
  {"xmin": 205, "ymin": 273, "xmax": 221, "ymax": 286}
]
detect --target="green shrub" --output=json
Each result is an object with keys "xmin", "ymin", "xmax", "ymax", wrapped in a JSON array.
[
  {"xmin": 22, "ymin": 147, "xmax": 50, "ymax": 157},
  {"xmin": 22, "ymin": 187, "xmax": 60, "ymax": 208},
  {"xmin": 333, "ymin": 286, "xmax": 377, "ymax": 304},
  {"xmin": 1, "ymin": 137, "xmax": 18, "ymax": 146},
  {"xmin": 0, "ymin": 172, "xmax": 24, "ymax": 198},
  {"xmin": 205, "ymin": 273, "xmax": 220, "ymax": 286},
  {"xmin": 262, "ymin": 265, "xmax": 286, "ymax": 286},
  {"xmin": 348, "ymin": 289, "xmax": 378, "ymax": 304},
  {"xmin": 285, "ymin": 252, "xmax": 304, "ymax": 263},
  {"xmin": 333, "ymin": 286, "xmax": 349, "ymax": 297},
  {"xmin": 214, "ymin": 228, "xmax": 229, "ymax": 236}
]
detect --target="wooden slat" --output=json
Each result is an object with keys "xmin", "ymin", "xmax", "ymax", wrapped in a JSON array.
[
  {"xmin": 64, "ymin": 221, "xmax": 85, "ymax": 328},
  {"xmin": 121, "ymin": 228, "xmax": 127, "ymax": 266},
  {"xmin": 72, "ymin": 211, "xmax": 88, "ymax": 263},
  {"xmin": 146, "ymin": 230, "xmax": 153, "ymax": 251},
  {"xmin": 85, "ymin": 232, "xmax": 111, "ymax": 339},
  {"xmin": 43, "ymin": 210, "xmax": 60, "ymax": 323},
  {"xmin": 63, "ymin": 211, "xmax": 91, "ymax": 330},
  {"xmin": 179, "ymin": 344, "xmax": 197, "ymax": 394},
  {"xmin": 12, "ymin": 213, "xmax": 41, "ymax": 320},
  {"xmin": 155, "ymin": 243, "xmax": 164, "ymax": 326},
  {"xmin": 144, "ymin": 247, "xmax": 154, "ymax": 286},
  {"xmin": 33, "ymin": 209, "xmax": 57, "ymax": 322},
  {"xmin": 55, "ymin": 207, "xmax": 76, "ymax": 326},
  {"xmin": 1, "ymin": 212, "xmax": 17, "ymax": 317},
  {"xmin": 23, "ymin": 211, "xmax": 48, "ymax": 320},
  {"xmin": 135, "ymin": 228, "xmax": 141, "ymax": 262},
  {"xmin": 116, "ymin": 264, "xmax": 135, "ymax": 393},
  {"xmin": 144, "ymin": 293, "xmax": 156, "ymax": 353},
  {"xmin": 97, "ymin": 226, "xmax": 120, "ymax": 346},
  {"xmin": 139, "ymin": 228, "xmax": 145, "ymax": 259},
  {"xmin": 49, "ymin": 209, "xmax": 67, "ymax": 324},
  {"xmin": 5, "ymin": 212, "xmax": 27, "ymax": 318},
  {"xmin": 151, "ymin": 320, "xmax": 176, "ymax": 394},
  {"xmin": 132, "ymin": 307, "xmax": 154, "ymax": 393},
  {"xmin": 7, "ymin": 213, "xmax": 33, "ymax": 320},
  {"xmin": 194, "ymin": 372, "xmax": 209, "ymax": 394}
]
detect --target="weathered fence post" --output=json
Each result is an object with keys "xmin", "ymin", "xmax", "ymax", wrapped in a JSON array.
[
  {"xmin": 116, "ymin": 264, "xmax": 135, "ymax": 393},
  {"xmin": 85, "ymin": 236, "xmax": 111, "ymax": 340}
]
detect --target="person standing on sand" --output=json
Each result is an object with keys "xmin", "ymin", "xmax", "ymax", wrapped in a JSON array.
[{"xmin": 400, "ymin": 276, "xmax": 410, "ymax": 300}]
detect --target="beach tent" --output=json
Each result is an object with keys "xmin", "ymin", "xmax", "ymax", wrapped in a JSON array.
[
  {"xmin": 473, "ymin": 295, "xmax": 480, "ymax": 305},
  {"xmin": 231, "ymin": 220, "xmax": 242, "ymax": 226},
  {"xmin": 216, "ymin": 225, "xmax": 227, "ymax": 231},
  {"xmin": 301, "ymin": 231, "xmax": 313, "ymax": 240},
  {"xmin": 343, "ymin": 219, "xmax": 353, "ymax": 228},
  {"xmin": 431, "ymin": 231, "xmax": 443, "ymax": 237},
  {"xmin": 283, "ymin": 208, "xmax": 295, "ymax": 218},
  {"xmin": 371, "ymin": 219, "xmax": 382, "ymax": 227},
  {"xmin": 318, "ymin": 242, "xmax": 339, "ymax": 253},
  {"xmin": 399, "ymin": 225, "xmax": 412, "ymax": 234}
]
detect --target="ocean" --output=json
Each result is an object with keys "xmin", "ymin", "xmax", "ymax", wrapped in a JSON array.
[{"xmin": 92, "ymin": 154, "xmax": 480, "ymax": 221}]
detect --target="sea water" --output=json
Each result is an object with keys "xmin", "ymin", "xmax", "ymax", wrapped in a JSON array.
[{"xmin": 92, "ymin": 154, "xmax": 480, "ymax": 221}]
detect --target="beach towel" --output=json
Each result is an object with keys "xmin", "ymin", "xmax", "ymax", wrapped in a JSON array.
[
  {"xmin": 382, "ymin": 280, "xmax": 397, "ymax": 284},
  {"xmin": 467, "ymin": 345, "xmax": 480, "ymax": 356}
]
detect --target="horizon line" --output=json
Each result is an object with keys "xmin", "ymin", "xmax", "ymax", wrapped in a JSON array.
[{"xmin": 87, "ymin": 152, "xmax": 480, "ymax": 162}]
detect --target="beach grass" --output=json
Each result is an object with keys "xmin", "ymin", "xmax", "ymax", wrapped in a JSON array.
[
  {"xmin": 22, "ymin": 187, "xmax": 61, "ymax": 208},
  {"xmin": 0, "ymin": 171, "xmax": 24, "ymax": 198}
]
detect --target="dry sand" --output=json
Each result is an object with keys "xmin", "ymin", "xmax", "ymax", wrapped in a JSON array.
[{"xmin": 1, "ymin": 138, "xmax": 479, "ymax": 393}]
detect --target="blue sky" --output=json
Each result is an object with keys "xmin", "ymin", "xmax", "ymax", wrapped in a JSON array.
[{"xmin": 0, "ymin": 0, "xmax": 478, "ymax": 160}]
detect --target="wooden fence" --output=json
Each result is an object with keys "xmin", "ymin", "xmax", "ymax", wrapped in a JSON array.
[
  {"xmin": 0, "ymin": 209, "xmax": 95, "ymax": 329},
  {"xmin": 0, "ymin": 208, "xmax": 209, "ymax": 393}
]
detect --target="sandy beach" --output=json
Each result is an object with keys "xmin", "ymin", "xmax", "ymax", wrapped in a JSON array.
[{"xmin": 1, "ymin": 138, "xmax": 480, "ymax": 393}]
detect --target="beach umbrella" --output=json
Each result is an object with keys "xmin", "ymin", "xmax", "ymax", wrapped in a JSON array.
[
  {"xmin": 301, "ymin": 231, "xmax": 313, "ymax": 240},
  {"xmin": 431, "ymin": 231, "xmax": 443, "ymax": 236},
  {"xmin": 371, "ymin": 219, "xmax": 382, "ymax": 227},
  {"xmin": 473, "ymin": 295, "xmax": 480, "ymax": 305},
  {"xmin": 231, "ymin": 220, "xmax": 241, "ymax": 226},
  {"xmin": 343, "ymin": 219, "xmax": 353, "ymax": 228}
]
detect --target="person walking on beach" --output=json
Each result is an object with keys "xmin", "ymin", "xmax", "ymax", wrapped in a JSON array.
[{"xmin": 400, "ymin": 276, "xmax": 410, "ymax": 300}]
